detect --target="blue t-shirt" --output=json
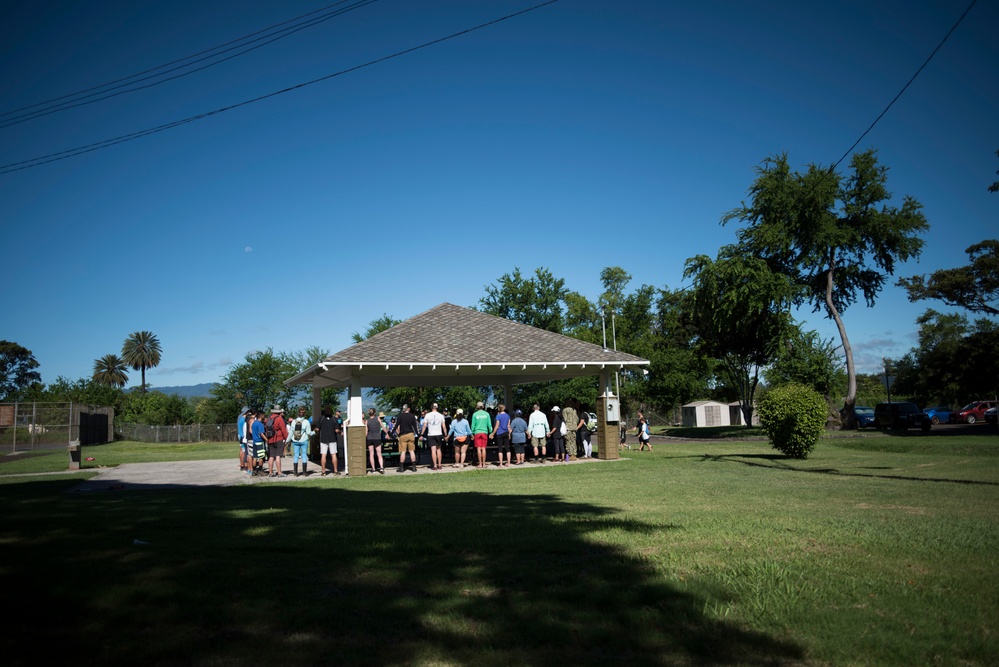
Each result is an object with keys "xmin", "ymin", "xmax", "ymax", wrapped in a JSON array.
[
  {"xmin": 251, "ymin": 420, "xmax": 266, "ymax": 443},
  {"xmin": 495, "ymin": 412, "xmax": 510, "ymax": 435}
]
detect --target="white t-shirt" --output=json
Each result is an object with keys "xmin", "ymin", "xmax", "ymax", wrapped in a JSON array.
[{"xmin": 423, "ymin": 411, "xmax": 445, "ymax": 436}]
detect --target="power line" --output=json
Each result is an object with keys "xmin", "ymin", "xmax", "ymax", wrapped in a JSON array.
[
  {"xmin": 1, "ymin": 0, "xmax": 561, "ymax": 175},
  {"xmin": 0, "ymin": 0, "xmax": 380, "ymax": 130},
  {"xmin": 829, "ymin": 0, "xmax": 977, "ymax": 172}
]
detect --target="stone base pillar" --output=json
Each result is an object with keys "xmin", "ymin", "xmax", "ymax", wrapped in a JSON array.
[
  {"xmin": 596, "ymin": 396, "xmax": 619, "ymax": 460},
  {"xmin": 346, "ymin": 425, "xmax": 366, "ymax": 476}
]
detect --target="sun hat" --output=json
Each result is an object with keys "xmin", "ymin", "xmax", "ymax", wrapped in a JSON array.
[
  {"xmin": 455, "ymin": 408, "xmax": 464, "ymax": 415},
  {"xmin": 270, "ymin": 405, "xmax": 284, "ymax": 413},
  {"xmin": 240, "ymin": 406, "xmax": 251, "ymax": 415},
  {"xmin": 552, "ymin": 406, "xmax": 561, "ymax": 412}
]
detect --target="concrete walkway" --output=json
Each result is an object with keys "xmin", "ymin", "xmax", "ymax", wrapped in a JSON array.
[{"xmin": 69, "ymin": 455, "xmax": 613, "ymax": 492}]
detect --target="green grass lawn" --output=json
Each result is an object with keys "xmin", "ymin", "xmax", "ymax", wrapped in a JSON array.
[{"xmin": 2, "ymin": 435, "xmax": 996, "ymax": 665}]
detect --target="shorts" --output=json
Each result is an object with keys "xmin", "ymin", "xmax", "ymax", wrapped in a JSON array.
[
  {"xmin": 268, "ymin": 443, "xmax": 284, "ymax": 458},
  {"xmin": 513, "ymin": 441, "xmax": 526, "ymax": 455},
  {"xmin": 426, "ymin": 435, "xmax": 444, "ymax": 448},
  {"xmin": 398, "ymin": 433, "xmax": 415, "ymax": 453},
  {"xmin": 252, "ymin": 442, "xmax": 266, "ymax": 459},
  {"xmin": 473, "ymin": 433, "xmax": 488, "ymax": 449},
  {"xmin": 531, "ymin": 435, "xmax": 546, "ymax": 449},
  {"xmin": 321, "ymin": 441, "xmax": 338, "ymax": 455},
  {"xmin": 494, "ymin": 432, "xmax": 510, "ymax": 453},
  {"xmin": 453, "ymin": 436, "xmax": 469, "ymax": 447},
  {"xmin": 366, "ymin": 439, "xmax": 381, "ymax": 448}
]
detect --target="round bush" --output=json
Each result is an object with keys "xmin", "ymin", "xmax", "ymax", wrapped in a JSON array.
[{"xmin": 757, "ymin": 383, "xmax": 826, "ymax": 459}]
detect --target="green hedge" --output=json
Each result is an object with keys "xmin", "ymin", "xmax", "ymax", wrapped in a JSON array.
[{"xmin": 757, "ymin": 383, "xmax": 826, "ymax": 459}]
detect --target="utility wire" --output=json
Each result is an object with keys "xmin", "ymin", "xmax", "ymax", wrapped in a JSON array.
[
  {"xmin": 0, "ymin": 0, "xmax": 379, "ymax": 129},
  {"xmin": 1, "ymin": 0, "xmax": 561, "ymax": 175},
  {"xmin": 830, "ymin": 0, "xmax": 977, "ymax": 172}
]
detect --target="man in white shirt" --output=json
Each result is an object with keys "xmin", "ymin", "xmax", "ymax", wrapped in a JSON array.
[
  {"xmin": 528, "ymin": 403, "xmax": 550, "ymax": 464},
  {"xmin": 421, "ymin": 403, "xmax": 447, "ymax": 471}
]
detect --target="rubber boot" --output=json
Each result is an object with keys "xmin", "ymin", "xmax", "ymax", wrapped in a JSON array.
[
  {"xmin": 301, "ymin": 463, "xmax": 307, "ymax": 476},
  {"xmin": 293, "ymin": 463, "xmax": 299, "ymax": 477}
]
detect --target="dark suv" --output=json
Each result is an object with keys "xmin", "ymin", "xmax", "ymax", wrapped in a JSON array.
[{"xmin": 874, "ymin": 402, "xmax": 931, "ymax": 431}]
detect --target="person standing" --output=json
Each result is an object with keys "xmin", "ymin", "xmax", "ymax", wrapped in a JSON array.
[
  {"xmin": 561, "ymin": 402, "xmax": 579, "ymax": 461},
  {"xmin": 286, "ymin": 407, "xmax": 314, "ymax": 476},
  {"xmin": 638, "ymin": 412, "xmax": 653, "ymax": 451},
  {"xmin": 548, "ymin": 406, "xmax": 566, "ymax": 463},
  {"xmin": 528, "ymin": 403, "xmax": 550, "ymax": 463},
  {"xmin": 266, "ymin": 406, "xmax": 288, "ymax": 477},
  {"xmin": 395, "ymin": 404, "xmax": 420, "ymax": 473},
  {"xmin": 317, "ymin": 405, "xmax": 342, "ymax": 476},
  {"xmin": 249, "ymin": 410, "xmax": 267, "ymax": 476},
  {"xmin": 491, "ymin": 403, "xmax": 511, "ymax": 467},
  {"xmin": 509, "ymin": 409, "xmax": 529, "ymax": 465},
  {"xmin": 366, "ymin": 408, "xmax": 387, "ymax": 474},
  {"xmin": 421, "ymin": 403, "xmax": 447, "ymax": 471},
  {"xmin": 470, "ymin": 401, "xmax": 492, "ymax": 469},
  {"xmin": 448, "ymin": 409, "xmax": 472, "ymax": 468},
  {"xmin": 237, "ymin": 406, "xmax": 251, "ymax": 471}
]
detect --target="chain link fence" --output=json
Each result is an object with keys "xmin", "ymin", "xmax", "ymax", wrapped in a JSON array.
[
  {"xmin": 0, "ymin": 402, "xmax": 113, "ymax": 453},
  {"xmin": 114, "ymin": 423, "xmax": 238, "ymax": 443}
]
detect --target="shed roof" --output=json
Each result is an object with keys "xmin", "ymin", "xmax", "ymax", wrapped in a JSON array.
[{"xmin": 287, "ymin": 302, "xmax": 649, "ymax": 389}]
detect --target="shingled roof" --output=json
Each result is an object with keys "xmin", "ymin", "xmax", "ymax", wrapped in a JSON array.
[{"xmin": 287, "ymin": 302, "xmax": 649, "ymax": 389}]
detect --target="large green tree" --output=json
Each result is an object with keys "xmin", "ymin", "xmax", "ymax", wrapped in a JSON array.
[
  {"xmin": 723, "ymin": 149, "xmax": 928, "ymax": 427},
  {"xmin": 0, "ymin": 341, "xmax": 42, "ymax": 400},
  {"xmin": 684, "ymin": 248, "xmax": 798, "ymax": 426},
  {"xmin": 92, "ymin": 354, "xmax": 129, "ymax": 388},
  {"xmin": 897, "ymin": 240, "xmax": 999, "ymax": 316},
  {"xmin": 641, "ymin": 288, "xmax": 711, "ymax": 416},
  {"xmin": 121, "ymin": 331, "xmax": 162, "ymax": 393},
  {"xmin": 209, "ymin": 348, "xmax": 299, "ymax": 420},
  {"xmin": 764, "ymin": 326, "xmax": 843, "ymax": 398},
  {"xmin": 479, "ymin": 267, "xmax": 566, "ymax": 333}
]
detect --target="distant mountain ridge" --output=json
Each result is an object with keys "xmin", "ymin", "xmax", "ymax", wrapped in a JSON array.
[{"xmin": 148, "ymin": 383, "xmax": 217, "ymax": 398}]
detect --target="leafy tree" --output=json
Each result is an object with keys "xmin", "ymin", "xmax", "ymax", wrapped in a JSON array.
[
  {"xmin": 0, "ymin": 341, "xmax": 42, "ymax": 400},
  {"xmin": 119, "ymin": 390, "xmax": 194, "ymax": 425},
  {"xmin": 209, "ymin": 348, "xmax": 299, "ymax": 421},
  {"xmin": 990, "ymin": 148, "xmax": 998, "ymax": 194},
  {"xmin": 764, "ymin": 326, "xmax": 843, "ymax": 397},
  {"xmin": 757, "ymin": 383, "xmax": 826, "ymax": 459},
  {"xmin": 723, "ymin": 149, "xmax": 928, "ymax": 428},
  {"xmin": 92, "ymin": 354, "xmax": 129, "ymax": 388},
  {"xmin": 479, "ymin": 267, "xmax": 566, "ymax": 333},
  {"xmin": 684, "ymin": 248, "xmax": 798, "ymax": 426},
  {"xmin": 38, "ymin": 376, "xmax": 125, "ymax": 410},
  {"xmin": 351, "ymin": 315, "xmax": 401, "ymax": 344},
  {"xmin": 897, "ymin": 240, "xmax": 999, "ymax": 316},
  {"xmin": 121, "ymin": 331, "xmax": 162, "ymax": 393}
]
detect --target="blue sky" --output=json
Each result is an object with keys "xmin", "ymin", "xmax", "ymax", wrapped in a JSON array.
[{"xmin": 2, "ymin": 0, "xmax": 995, "ymax": 391}]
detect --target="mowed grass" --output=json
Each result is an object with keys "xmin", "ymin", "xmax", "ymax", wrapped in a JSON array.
[{"xmin": 1, "ymin": 434, "xmax": 997, "ymax": 666}]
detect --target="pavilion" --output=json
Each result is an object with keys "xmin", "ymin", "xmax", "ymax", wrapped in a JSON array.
[{"xmin": 286, "ymin": 303, "xmax": 650, "ymax": 475}]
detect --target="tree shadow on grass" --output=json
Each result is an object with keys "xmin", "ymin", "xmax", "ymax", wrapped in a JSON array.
[
  {"xmin": 1, "ymin": 478, "xmax": 807, "ymax": 666},
  {"xmin": 699, "ymin": 453, "xmax": 999, "ymax": 486}
]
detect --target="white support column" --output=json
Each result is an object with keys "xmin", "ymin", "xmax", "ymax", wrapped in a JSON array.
[{"xmin": 348, "ymin": 378, "xmax": 363, "ymax": 426}]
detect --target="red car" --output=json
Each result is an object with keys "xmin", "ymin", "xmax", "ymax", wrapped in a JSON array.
[{"xmin": 953, "ymin": 400, "xmax": 997, "ymax": 424}]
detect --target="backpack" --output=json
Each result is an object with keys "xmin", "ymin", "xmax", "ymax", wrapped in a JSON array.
[
  {"xmin": 264, "ymin": 415, "xmax": 277, "ymax": 440},
  {"xmin": 293, "ymin": 419, "xmax": 304, "ymax": 440}
]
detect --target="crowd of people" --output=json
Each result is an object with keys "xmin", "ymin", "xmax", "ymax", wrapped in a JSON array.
[{"xmin": 235, "ymin": 400, "xmax": 654, "ymax": 477}]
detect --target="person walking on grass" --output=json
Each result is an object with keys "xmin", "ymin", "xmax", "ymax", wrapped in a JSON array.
[
  {"xmin": 637, "ymin": 412, "xmax": 652, "ymax": 451},
  {"xmin": 317, "ymin": 405, "xmax": 341, "ymax": 476},
  {"xmin": 266, "ymin": 406, "xmax": 288, "ymax": 477},
  {"xmin": 528, "ymin": 403, "xmax": 549, "ymax": 463},
  {"xmin": 491, "ymin": 403, "xmax": 511, "ymax": 467},
  {"xmin": 286, "ymin": 407, "xmax": 314, "ymax": 476},
  {"xmin": 448, "ymin": 409, "xmax": 472, "ymax": 468},
  {"xmin": 366, "ymin": 408, "xmax": 387, "ymax": 474},
  {"xmin": 510, "ymin": 409, "xmax": 528, "ymax": 465},
  {"xmin": 471, "ymin": 401, "xmax": 492, "ymax": 469},
  {"xmin": 394, "ymin": 404, "xmax": 420, "ymax": 473}
]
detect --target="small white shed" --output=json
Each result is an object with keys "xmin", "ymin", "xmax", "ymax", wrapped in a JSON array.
[
  {"xmin": 728, "ymin": 401, "xmax": 759, "ymax": 426},
  {"xmin": 681, "ymin": 400, "xmax": 731, "ymax": 427}
]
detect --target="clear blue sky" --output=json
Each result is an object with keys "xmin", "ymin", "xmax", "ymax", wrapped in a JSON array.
[{"xmin": 2, "ymin": 0, "xmax": 995, "ymax": 391}]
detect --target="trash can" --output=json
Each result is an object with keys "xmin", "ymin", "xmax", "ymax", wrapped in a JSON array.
[{"xmin": 68, "ymin": 440, "xmax": 81, "ymax": 470}]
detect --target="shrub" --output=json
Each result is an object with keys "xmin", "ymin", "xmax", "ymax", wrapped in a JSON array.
[{"xmin": 757, "ymin": 383, "xmax": 826, "ymax": 459}]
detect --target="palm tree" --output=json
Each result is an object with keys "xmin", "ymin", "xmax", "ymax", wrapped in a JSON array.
[
  {"xmin": 92, "ymin": 354, "xmax": 129, "ymax": 388},
  {"xmin": 121, "ymin": 331, "xmax": 162, "ymax": 393}
]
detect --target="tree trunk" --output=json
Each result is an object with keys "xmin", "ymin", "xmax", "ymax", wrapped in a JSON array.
[{"xmin": 825, "ymin": 262, "xmax": 857, "ymax": 429}]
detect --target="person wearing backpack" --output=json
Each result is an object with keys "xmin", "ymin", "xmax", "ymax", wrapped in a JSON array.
[
  {"xmin": 286, "ymin": 407, "xmax": 314, "ymax": 477},
  {"xmin": 265, "ymin": 406, "xmax": 289, "ymax": 477}
]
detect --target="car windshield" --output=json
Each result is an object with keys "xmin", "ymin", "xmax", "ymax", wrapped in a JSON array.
[
  {"xmin": 960, "ymin": 402, "xmax": 979, "ymax": 411},
  {"xmin": 855, "ymin": 407, "xmax": 874, "ymax": 416}
]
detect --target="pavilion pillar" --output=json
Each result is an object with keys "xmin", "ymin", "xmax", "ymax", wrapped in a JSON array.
[
  {"xmin": 346, "ymin": 378, "xmax": 365, "ymax": 476},
  {"xmin": 597, "ymin": 369, "xmax": 620, "ymax": 460}
]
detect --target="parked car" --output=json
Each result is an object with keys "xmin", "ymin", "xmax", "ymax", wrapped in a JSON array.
[
  {"xmin": 985, "ymin": 407, "xmax": 997, "ymax": 425},
  {"xmin": 852, "ymin": 406, "xmax": 875, "ymax": 428},
  {"xmin": 953, "ymin": 400, "xmax": 997, "ymax": 424},
  {"xmin": 874, "ymin": 402, "xmax": 931, "ymax": 431},
  {"xmin": 923, "ymin": 406, "xmax": 953, "ymax": 425}
]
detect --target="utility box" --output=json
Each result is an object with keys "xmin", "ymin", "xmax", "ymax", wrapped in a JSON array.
[{"xmin": 605, "ymin": 397, "xmax": 620, "ymax": 423}]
